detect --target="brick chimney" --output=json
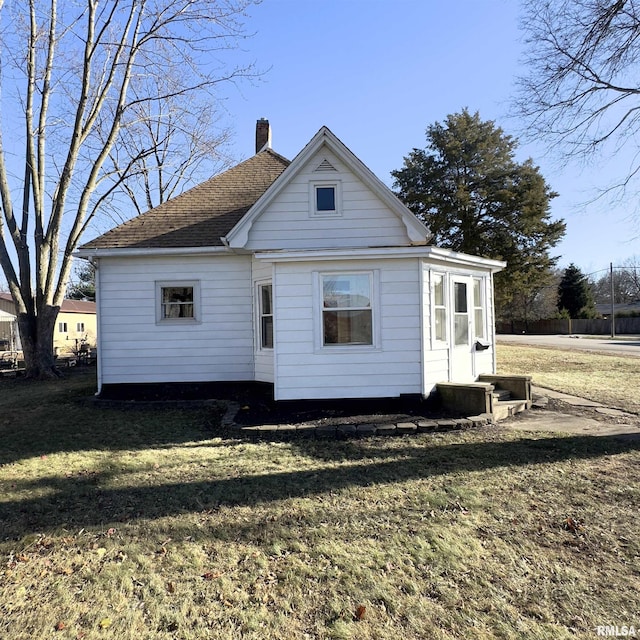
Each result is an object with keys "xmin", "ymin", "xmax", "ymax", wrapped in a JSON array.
[{"xmin": 255, "ymin": 118, "xmax": 271, "ymax": 153}]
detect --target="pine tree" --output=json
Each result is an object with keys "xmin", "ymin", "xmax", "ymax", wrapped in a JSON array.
[
  {"xmin": 67, "ymin": 262, "xmax": 96, "ymax": 302},
  {"xmin": 392, "ymin": 109, "xmax": 566, "ymax": 319},
  {"xmin": 558, "ymin": 264, "xmax": 596, "ymax": 318}
]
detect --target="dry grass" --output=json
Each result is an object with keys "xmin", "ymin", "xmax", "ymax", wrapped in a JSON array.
[
  {"xmin": 497, "ymin": 343, "xmax": 640, "ymax": 414},
  {"xmin": 1, "ymin": 370, "xmax": 639, "ymax": 639}
]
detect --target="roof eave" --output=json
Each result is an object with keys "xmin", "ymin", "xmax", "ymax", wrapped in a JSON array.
[
  {"xmin": 74, "ymin": 245, "xmax": 232, "ymax": 259},
  {"xmin": 224, "ymin": 127, "xmax": 432, "ymax": 249},
  {"xmin": 254, "ymin": 246, "xmax": 506, "ymax": 271}
]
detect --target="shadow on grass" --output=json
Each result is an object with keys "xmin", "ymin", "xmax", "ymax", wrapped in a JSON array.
[
  {"xmin": 1, "ymin": 432, "xmax": 639, "ymax": 541},
  {"xmin": 0, "ymin": 371, "xmax": 228, "ymax": 467}
]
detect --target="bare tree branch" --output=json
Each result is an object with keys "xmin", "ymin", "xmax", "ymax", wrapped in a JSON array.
[{"xmin": 0, "ymin": 0, "xmax": 259, "ymax": 376}]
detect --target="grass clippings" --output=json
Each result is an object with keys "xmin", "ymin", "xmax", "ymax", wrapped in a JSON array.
[
  {"xmin": 1, "ymin": 370, "xmax": 639, "ymax": 639},
  {"xmin": 497, "ymin": 343, "xmax": 640, "ymax": 414}
]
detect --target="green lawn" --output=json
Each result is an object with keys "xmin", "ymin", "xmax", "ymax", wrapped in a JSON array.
[{"xmin": 1, "ymin": 368, "xmax": 639, "ymax": 639}]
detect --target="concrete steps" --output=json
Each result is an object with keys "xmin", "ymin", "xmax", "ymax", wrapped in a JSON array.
[
  {"xmin": 491, "ymin": 387, "xmax": 529, "ymax": 420},
  {"xmin": 493, "ymin": 398, "xmax": 529, "ymax": 421},
  {"xmin": 493, "ymin": 388, "xmax": 512, "ymax": 402},
  {"xmin": 437, "ymin": 375, "xmax": 533, "ymax": 422}
]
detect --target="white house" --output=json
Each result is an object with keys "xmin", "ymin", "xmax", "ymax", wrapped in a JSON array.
[{"xmin": 77, "ymin": 121, "xmax": 505, "ymax": 401}]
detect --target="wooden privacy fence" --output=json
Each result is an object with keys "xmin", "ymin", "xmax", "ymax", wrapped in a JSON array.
[{"xmin": 496, "ymin": 317, "xmax": 640, "ymax": 335}]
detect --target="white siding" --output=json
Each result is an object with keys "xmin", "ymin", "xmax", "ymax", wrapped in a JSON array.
[
  {"xmin": 273, "ymin": 257, "xmax": 422, "ymax": 400},
  {"xmin": 98, "ymin": 254, "xmax": 254, "ymax": 384},
  {"xmin": 245, "ymin": 149, "xmax": 411, "ymax": 250}
]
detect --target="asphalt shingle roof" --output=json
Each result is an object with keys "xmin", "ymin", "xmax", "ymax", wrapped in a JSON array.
[{"xmin": 80, "ymin": 150, "xmax": 290, "ymax": 250}]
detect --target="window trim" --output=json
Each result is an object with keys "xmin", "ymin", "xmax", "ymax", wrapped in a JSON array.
[
  {"xmin": 76, "ymin": 322, "xmax": 85, "ymax": 333},
  {"xmin": 257, "ymin": 281, "xmax": 274, "ymax": 351},
  {"xmin": 431, "ymin": 271, "xmax": 448, "ymax": 346},
  {"xmin": 58, "ymin": 321, "xmax": 68, "ymax": 333},
  {"xmin": 156, "ymin": 280, "xmax": 201, "ymax": 325},
  {"xmin": 309, "ymin": 180, "xmax": 342, "ymax": 217},
  {"xmin": 314, "ymin": 270, "xmax": 380, "ymax": 351},
  {"xmin": 473, "ymin": 277, "xmax": 486, "ymax": 340}
]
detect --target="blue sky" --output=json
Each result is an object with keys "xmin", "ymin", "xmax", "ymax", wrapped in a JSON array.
[{"xmin": 220, "ymin": 0, "xmax": 637, "ymax": 278}]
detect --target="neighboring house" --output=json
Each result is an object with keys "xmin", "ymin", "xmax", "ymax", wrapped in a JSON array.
[
  {"xmin": 77, "ymin": 121, "xmax": 505, "ymax": 400},
  {"xmin": 0, "ymin": 293, "xmax": 96, "ymax": 354},
  {"xmin": 0, "ymin": 308, "xmax": 18, "ymax": 351},
  {"xmin": 596, "ymin": 301, "xmax": 640, "ymax": 318}
]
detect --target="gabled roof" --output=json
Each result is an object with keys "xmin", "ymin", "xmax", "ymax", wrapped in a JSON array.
[
  {"xmin": 224, "ymin": 126, "xmax": 431, "ymax": 248},
  {"xmin": 59, "ymin": 299, "xmax": 97, "ymax": 314},
  {"xmin": 79, "ymin": 150, "xmax": 290, "ymax": 250}
]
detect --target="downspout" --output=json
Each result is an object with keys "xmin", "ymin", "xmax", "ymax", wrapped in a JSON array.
[
  {"xmin": 418, "ymin": 258, "xmax": 426, "ymax": 398},
  {"xmin": 90, "ymin": 257, "xmax": 103, "ymax": 396}
]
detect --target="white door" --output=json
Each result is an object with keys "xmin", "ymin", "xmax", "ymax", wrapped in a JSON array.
[{"xmin": 450, "ymin": 277, "xmax": 474, "ymax": 382}]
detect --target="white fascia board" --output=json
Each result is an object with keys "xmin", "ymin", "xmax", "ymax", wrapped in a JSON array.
[
  {"xmin": 224, "ymin": 133, "xmax": 326, "ymax": 248},
  {"xmin": 254, "ymin": 246, "xmax": 506, "ymax": 272},
  {"xmin": 318, "ymin": 128, "xmax": 432, "ymax": 245},
  {"xmin": 225, "ymin": 126, "xmax": 431, "ymax": 248},
  {"xmin": 74, "ymin": 245, "xmax": 231, "ymax": 259},
  {"xmin": 420, "ymin": 246, "xmax": 506, "ymax": 272}
]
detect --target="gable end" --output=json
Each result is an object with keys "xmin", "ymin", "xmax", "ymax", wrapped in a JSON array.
[{"xmin": 224, "ymin": 127, "xmax": 431, "ymax": 250}]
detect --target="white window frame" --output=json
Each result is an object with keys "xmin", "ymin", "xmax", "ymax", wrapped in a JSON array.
[
  {"xmin": 431, "ymin": 271, "xmax": 448, "ymax": 346},
  {"xmin": 58, "ymin": 321, "xmax": 68, "ymax": 333},
  {"xmin": 76, "ymin": 322, "xmax": 85, "ymax": 333},
  {"xmin": 314, "ymin": 270, "xmax": 380, "ymax": 351},
  {"xmin": 473, "ymin": 277, "xmax": 486, "ymax": 340},
  {"xmin": 156, "ymin": 280, "xmax": 201, "ymax": 324},
  {"xmin": 309, "ymin": 180, "xmax": 342, "ymax": 217},
  {"xmin": 256, "ymin": 280, "xmax": 274, "ymax": 351}
]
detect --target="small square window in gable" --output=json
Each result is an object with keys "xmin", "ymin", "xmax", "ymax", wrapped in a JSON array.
[
  {"xmin": 316, "ymin": 186, "xmax": 335, "ymax": 211},
  {"xmin": 310, "ymin": 180, "xmax": 342, "ymax": 217}
]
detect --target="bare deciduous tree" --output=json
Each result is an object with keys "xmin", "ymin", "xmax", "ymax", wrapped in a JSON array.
[
  {"xmin": 592, "ymin": 256, "xmax": 640, "ymax": 303},
  {"xmin": 515, "ymin": 1, "xmax": 640, "ymax": 195},
  {"xmin": 101, "ymin": 70, "xmax": 235, "ymax": 221},
  {"xmin": 0, "ymin": 0, "xmax": 257, "ymax": 377}
]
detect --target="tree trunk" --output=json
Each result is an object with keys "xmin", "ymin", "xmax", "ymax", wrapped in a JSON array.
[{"xmin": 17, "ymin": 304, "xmax": 60, "ymax": 378}]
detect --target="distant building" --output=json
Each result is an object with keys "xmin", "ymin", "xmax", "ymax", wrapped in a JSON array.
[
  {"xmin": 0, "ymin": 293, "xmax": 96, "ymax": 353},
  {"xmin": 596, "ymin": 301, "xmax": 640, "ymax": 318}
]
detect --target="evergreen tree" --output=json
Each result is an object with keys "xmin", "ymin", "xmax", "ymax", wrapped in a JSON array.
[
  {"xmin": 558, "ymin": 264, "xmax": 596, "ymax": 318},
  {"xmin": 67, "ymin": 262, "xmax": 96, "ymax": 302},
  {"xmin": 391, "ymin": 109, "xmax": 566, "ymax": 319}
]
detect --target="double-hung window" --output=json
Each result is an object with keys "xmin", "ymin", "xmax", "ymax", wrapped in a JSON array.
[
  {"xmin": 433, "ymin": 273, "xmax": 447, "ymax": 343},
  {"xmin": 259, "ymin": 283, "xmax": 273, "ymax": 349},
  {"xmin": 157, "ymin": 281, "xmax": 200, "ymax": 323},
  {"xmin": 321, "ymin": 273, "xmax": 373, "ymax": 346}
]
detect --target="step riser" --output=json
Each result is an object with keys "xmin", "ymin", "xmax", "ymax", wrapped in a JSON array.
[{"xmin": 493, "ymin": 400, "xmax": 528, "ymax": 421}]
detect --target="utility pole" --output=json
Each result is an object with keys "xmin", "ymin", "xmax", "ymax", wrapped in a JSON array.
[{"xmin": 610, "ymin": 262, "xmax": 616, "ymax": 339}]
